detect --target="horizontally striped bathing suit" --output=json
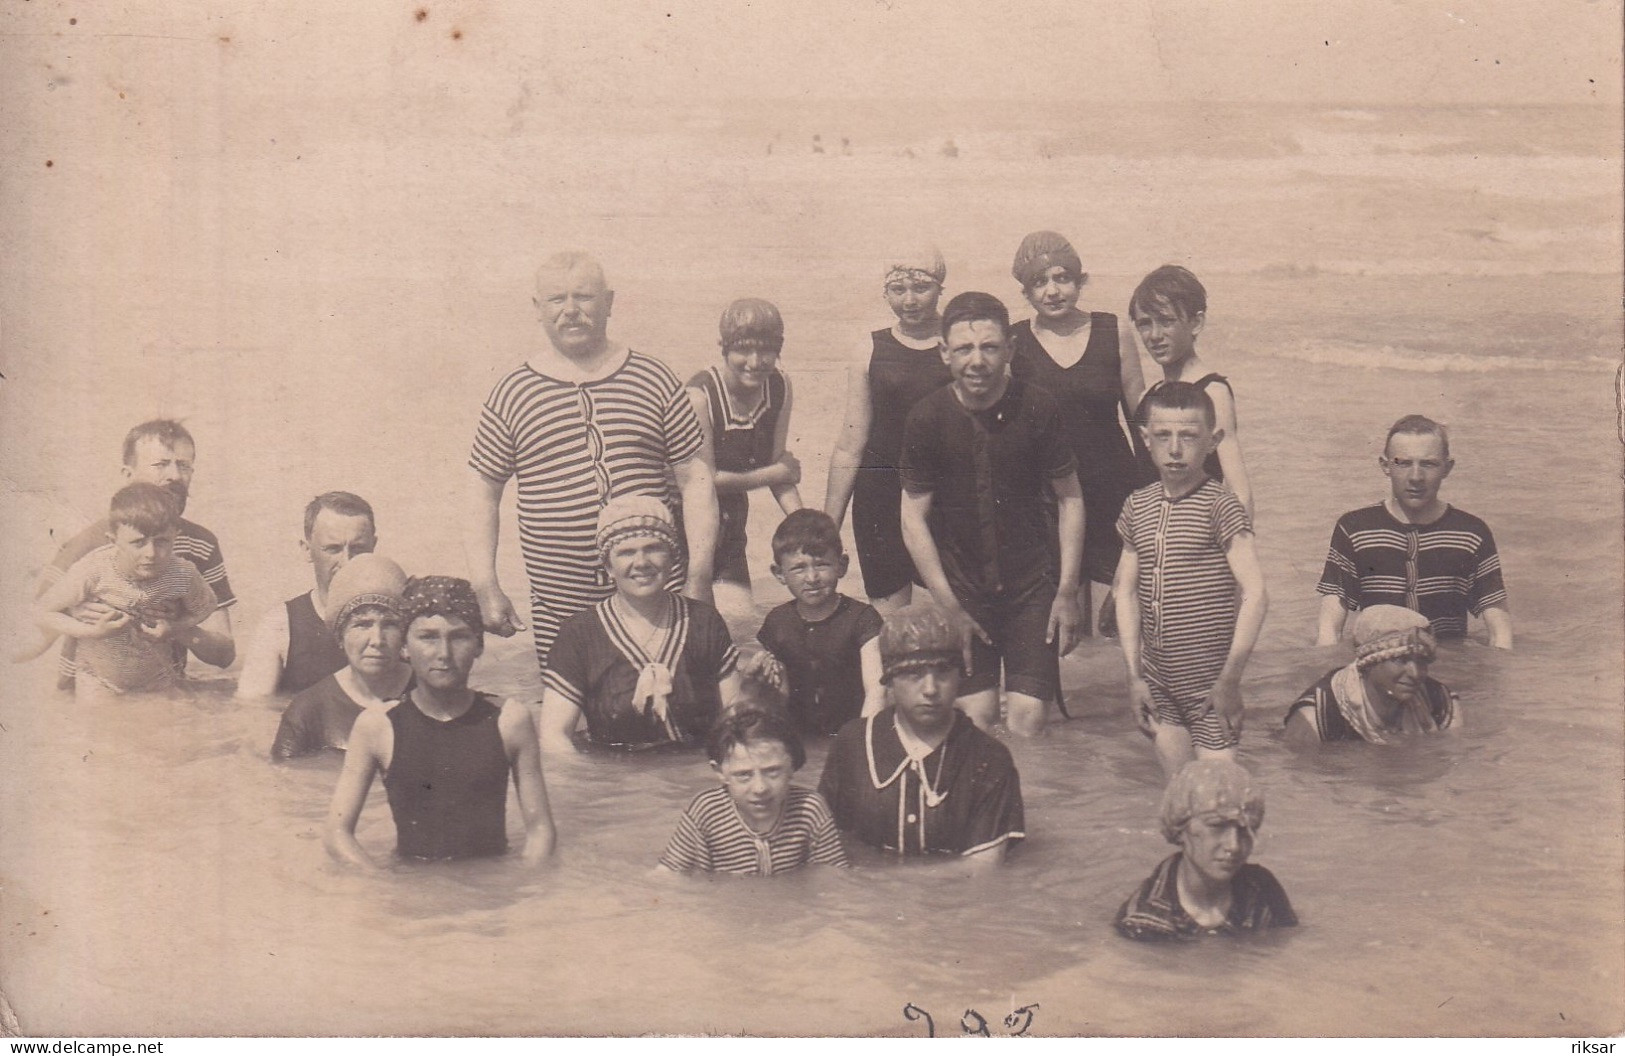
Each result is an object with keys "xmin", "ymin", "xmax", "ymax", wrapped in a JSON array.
[
  {"xmin": 469, "ymin": 350, "xmax": 705, "ymax": 667},
  {"xmin": 658, "ymin": 785, "xmax": 848, "ymax": 875}
]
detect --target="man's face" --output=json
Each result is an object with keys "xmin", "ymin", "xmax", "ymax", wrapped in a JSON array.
[
  {"xmin": 535, "ymin": 264, "xmax": 613, "ymax": 358},
  {"xmin": 123, "ymin": 439, "xmax": 195, "ymax": 515},
  {"xmin": 606, "ymin": 536, "xmax": 676, "ymax": 600},
  {"xmin": 110, "ymin": 522, "xmax": 176, "ymax": 582},
  {"xmin": 941, "ymin": 319, "xmax": 1012, "ymax": 404},
  {"xmin": 1023, "ymin": 265, "xmax": 1083, "ymax": 321},
  {"xmin": 890, "ymin": 660, "xmax": 961, "ymax": 735},
  {"xmin": 340, "ymin": 607, "xmax": 405, "ymax": 679},
  {"xmin": 1179, "ymin": 813, "xmax": 1254, "ymax": 887},
  {"xmin": 771, "ymin": 547, "xmax": 847, "ymax": 611},
  {"xmin": 712, "ymin": 738, "xmax": 795, "ymax": 832},
  {"xmin": 1131, "ymin": 299, "xmax": 1203, "ymax": 369},
  {"xmin": 1365, "ymin": 654, "xmax": 1429, "ymax": 706},
  {"xmin": 883, "ymin": 276, "xmax": 942, "ymax": 328},
  {"xmin": 304, "ymin": 510, "xmax": 377, "ymax": 595},
  {"xmin": 402, "ymin": 614, "xmax": 482, "ymax": 692},
  {"xmin": 1141, "ymin": 406, "xmax": 1220, "ymax": 491},
  {"xmin": 1381, "ymin": 432, "xmax": 1453, "ymax": 516}
]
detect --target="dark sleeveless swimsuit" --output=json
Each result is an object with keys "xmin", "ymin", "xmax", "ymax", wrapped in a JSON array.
[
  {"xmin": 277, "ymin": 591, "xmax": 347, "ymax": 695},
  {"xmin": 384, "ymin": 692, "xmax": 509, "ymax": 859},
  {"xmin": 689, "ymin": 366, "xmax": 786, "ymax": 587}
]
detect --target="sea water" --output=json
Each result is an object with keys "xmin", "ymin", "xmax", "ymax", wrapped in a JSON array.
[{"xmin": 0, "ymin": 101, "xmax": 1620, "ymax": 1036}]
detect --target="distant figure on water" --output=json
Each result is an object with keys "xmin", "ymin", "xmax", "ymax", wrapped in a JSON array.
[
  {"xmin": 34, "ymin": 483, "xmax": 218, "ymax": 700},
  {"xmin": 657, "ymin": 704, "xmax": 849, "ymax": 876},
  {"xmin": 755, "ymin": 509, "xmax": 885, "ymax": 738},
  {"xmin": 539, "ymin": 497, "xmax": 739, "ymax": 754},
  {"xmin": 1287, "ymin": 605, "xmax": 1457, "ymax": 745},
  {"xmin": 272, "ymin": 554, "xmax": 411, "ymax": 760},
  {"xmin": 237, "ymin": 491, "xmax": 378, "ymax": 700},
  {"xmin": 23, "ymin": 419, "xmax": 236, "ymax": 684},
  {"xmin": 817, "ymin": 606, "xmax": 1025, "ymax": 871},
  {"xmin": 1130, "ymin": 266, "xmax": 1254, "ymax": 517},
  {"xmin": 1008, "ymin": 231, "xmax": 1146, "ymax": 634},
  {"xmin": 1114, "ymin": 759, "xmax": 1296, "ymax": 940},
  {"xmin": 464, "ymin": 251, "xmax": 719, "ymax": 674},
  {"xmin": 1315, "ymin": 414, "xmax": 1512, "ymax": 649},
  {"xmin": 325, "ymin": 576, "xmax": 555, "ymax": 868},
  {"xmin": 686, "ymin": 298, "xmax": 802, "ymax": 622},
  {"xmin": 898, "ymin": 291, "xmax": 1085, "ymax": 736},
  {"xmin": 1114, "ymin": 382, "xmax": 1267, "ymax": 776},
  {"xmin": 824, "ymin": 247, "xmax": 950, "ymax": 613}
]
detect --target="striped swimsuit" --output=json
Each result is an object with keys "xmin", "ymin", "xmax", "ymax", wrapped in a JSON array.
[
  {"xmin": 1117, "ymin": 479, "xmax": 1252, "ymax": 749},
  {"xmin": 659, "ymin": 785, "xmax": 848, "ymax": 875},
  {"xmin": 469, "ymin": 351, "xmax": 705, "ymax": 666}
]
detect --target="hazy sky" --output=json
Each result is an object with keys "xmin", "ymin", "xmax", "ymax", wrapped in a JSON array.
[{"xmin": 3, "ymin": 0, "xmax": 1620, "ymax": 108}]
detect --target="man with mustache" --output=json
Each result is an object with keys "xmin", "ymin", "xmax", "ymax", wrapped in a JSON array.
[{"xmin": 32, "ymin": 419, "xmax": 236, "ymax": 687}]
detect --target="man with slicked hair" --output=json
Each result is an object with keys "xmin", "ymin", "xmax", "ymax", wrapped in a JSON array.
[{"xmin": 464, "ymin": 251, "xmax": 720, "ymax": 676}]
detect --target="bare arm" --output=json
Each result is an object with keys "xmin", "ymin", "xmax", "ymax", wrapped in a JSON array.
[
  {"xmin": 1209, "ymin": 383, "xmax": 1254, "ymax": 519},
  {"xmin": 1118, "ymin": 321, "xmax": 1147, "ymax": 413},
  {"xmin": 1209, "ymin": 532, "xmax": 1269, "ymax": 731},
  {"xmin": 323, "ymin": 709, "xmax": 389, "ymax": 870},
  {"xmin": 822, "ymin": 345, "xmax": 874, "ymax": 528},
  {"xmin": 538, "ymin": 687, "xmax": 584, "ymax": 755},
  {"xmin": 858, "ymin": 637, "xmax": 886, "ymax": 717},
  {"xmin": 1112, "ymin": 546, "xmax": 1155, "ymax": 735},
  {"xmin": 1048, "ymin": 471, "xmax": 1085, "ymax": 656},
  {"xmin": 672, "ymin": 450, "xmax": 719, "ymax": 604},
  {"xmin": 234, "ymin": 604, "xmax": 288, "ymax": 700},
  {"xmin": 1315, "ymin": 594, "xmax": 1351, "ymax": 646},
  {"xmin": 767, "ymin": 374, "xmax": 803, "ymax": 514},
  {"xmin": 1481, "ymin": 605, "xmax": 1514, "ymax": 650},
  {"xmin": 463, "ymin": 469, "xmax": 524, "ymax": 636},
  {"xmin": 501, "ymin": 702, "xmax": 557, "ymax": 865},
  {"xmin": 180, "ymin": 607, "xmax": 235, "ymax": 668}
]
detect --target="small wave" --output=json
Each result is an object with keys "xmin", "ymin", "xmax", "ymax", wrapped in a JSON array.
[{"xmin": 1259, "ymin": 340, "xmax": 1620, "ymax": 375}]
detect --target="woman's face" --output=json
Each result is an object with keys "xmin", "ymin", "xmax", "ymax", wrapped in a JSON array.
[
  {"xmin": 884, "ymin": 276, "xmax": 942, "ymax": 327},
  {"xmin": 606, "ymin": 535, "xmax": 676, "ymax": 599},
  {"xmin": 1023, "ymin": 265, "xmax": 1083, "ymax": 320}
]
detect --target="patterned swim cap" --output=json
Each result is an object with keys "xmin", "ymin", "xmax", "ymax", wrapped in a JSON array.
[
  {"xmin": 595, "ymin": 494, "xmax": 680, "ymax": 564},
  {"xmin": 882, "ymin": 246, "xmax": 947, "ymax": 287},
  {"xmin": 400, "ymin": 575, "xmax": 484, "ymax": 638},
  {"xmin": 325, "ymin": 553, "xmax": 408, "ymax": 633},
  {"xmin": 1351, "ymin": 605, "xmax": 1437, "ymax": 670},
  {"xmin": 1159, "ymin": 759, "xmax": 1265, "ymax": 845},
  {"xmin": 878, "ymin": 605, "xmax": 965, "ymax": 684}
]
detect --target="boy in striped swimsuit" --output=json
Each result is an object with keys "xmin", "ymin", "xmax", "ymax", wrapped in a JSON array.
[
  {"xmin": 1114, "ymin": 383, "xmax": 1268, "ymax": 776},
  {"xmin": 35, "ymin": 483, "xmax": 219, "ymax": 700},
  {"xmin": 658, "ymin": 704, "xmax": 848, "ymax": 876}
]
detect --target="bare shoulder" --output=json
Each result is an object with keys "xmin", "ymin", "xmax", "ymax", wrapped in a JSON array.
[
  {"xmin": 348, "ymin": 707, "xmax": 393, "ymax": 760},
  {"xmin": 498, "ymin": 698, "xmax": 540, "ymax": 741}
]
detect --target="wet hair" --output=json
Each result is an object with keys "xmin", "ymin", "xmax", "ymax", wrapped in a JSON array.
[
  {"xmin": 706, "ymin": 703, "xmax": 806, "ymax": 771},
  {"xmin": 303, "ymin": 491, "xmax": 376, "ymax": 539},
  {"xmin": 108, "ymin": 482, "xmax": 180, "ymax": 537},
  {"xmin": 1384, "ymin": 414, "xmax": 1451, "ymax": 459},
  {"xmin": 1129, "ymin": 265, "xmax": 1208, "ymax": 322},
  {"xmin": 940, "ymin": 291, "xmax": 1010, "ymax": 340},
  {"xmin": 1140, "ymin": 380, "xmax": 1217, "ymax": 429},
  {"xmin": 718, "ymin": 298, "xmax": 784, "ymax": 352},
  {"xmin": 121, "ymin": 419, "xmax": 194, "ymax": 466},
  {"xmin": 771, "ymin": 508, "xmax": 844, "ymax": 564}
]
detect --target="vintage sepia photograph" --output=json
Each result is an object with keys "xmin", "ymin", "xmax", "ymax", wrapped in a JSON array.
[{"xmin": 1, "ymin": 0, "xmax": 1621, "ymax": 1041}]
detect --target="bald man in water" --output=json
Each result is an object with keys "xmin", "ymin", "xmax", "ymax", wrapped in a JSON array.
[{"xmin": 464, "ymin": 251, "xmax": 720, "ymax": 675}]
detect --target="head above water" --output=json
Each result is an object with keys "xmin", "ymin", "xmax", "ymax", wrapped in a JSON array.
[
  {"xmin": 109, "ymin": 481, "xmax": 180, "ymax": 539},
  {"xmin": 1383, "ymin": 414, "xmax": 1451, "ymax": 460},
  {"xmin": 882, "ymin": 246, "xmax": 947, "ymax": 289},
  {"xmin": 1351, "ymin": 605, "xmax": 1437, "ymax": 671},
  {"xmin": 1380, "ymin": 414, "xmax": 1454, "ymax": 517},
  {"xmin": 1141, "ymin": 380, "xmax": 1217, "ymax": 430},
  {"xmin": 770, "ymin": 508, "xmax": 844, "ymax": 565},
  {"xmin": 533, "ymin": 251, "xmax": 614, "ymax": 358},
  {"xmin": 718, "ymin": 297, "xmax": 784, "ymax": 354},
  {"xmin": 595, "ymin": 495, "xmax": 679, "ymax": 566},
  {"xmin": 878, "ymin": 605, "xmax": 964, "ymax": 685},
  {"xmin": 939, "ymin": 290, "xmax": 1011, "ymax": 341},
  {"xmin": 120, "ymin": 419, "xmax": 196, "ymax": 514},
  {"xmin": 121, "ymin": 419, "xmax": 195, "ymax": 469},
  {"xmin": 1011, "ymin": 230, "xmax": 1084, "ymax": 291},
  {"xmin": 706, "ymin": 703, "xmax": 806, "ymax": 771},
  {"xmin": 1129, "ymin": 265, "xmax": 1208, "ymax": 323},
  {"xmin": 400, "ymin": 575, "xmax": 484, "ymax": 641},
  {"xmin": 1159, "ymin": 759, "xmax": 1265, "ymax": 845},
  {"xmin": 325, "ymin": 552, "xmax": 408, "ymax": 635}
]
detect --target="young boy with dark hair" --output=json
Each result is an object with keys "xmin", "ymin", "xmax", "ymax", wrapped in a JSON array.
[
  {"xmin": 754, "ymin": 509, "xmax": 885, "ymax": 737},
  {"xmin": 1115, "ymin": 382, "xmax": 1268, "ymax": 776},
  {"xmin": 35, "ymin": 483, "xmax": 218, "ymax": 698},
  {"xmin": 1130, "ymin": 265, "xmax": 1254, "ymax": 517},
  {"xmin": 658, "ymin": 702, "xmax": 849, "ymax": 876},
  {"xmin": 898, "ymin": 290, "xmax": 1085, "ymax": 737}
]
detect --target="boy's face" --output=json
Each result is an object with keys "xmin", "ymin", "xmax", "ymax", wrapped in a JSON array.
[
  {"xmin": 123, "ymin": 439, "xmax": 196, "ymax": 514},
  {"xmin": 1381, "ymin": 432, "xmax": 1453, "ymax": 516},
  {"xmin": 304, "ymin": 509, "xmax": 377, "ymax": 594},
  {"xmin": 721, "ymin": 344, "xmax": 779, "ymax": 392},
  {"xmin": 712, "ymin": 738, "xmax": 795, "ymax": 831},
  {"xmin": 889, "ymin": 660, "xmax": 961, "ymax": 735},
  {"xmin": 606, "ymin": 536, "xmax": 676, "ymax": 600},
  {"xmin": 941, "ymin": 319, "xmax": 1012, "ymax": 404},
  {"xmin": 1179, "ymin": 814, "xmax": 1254, "ymax": 887},
  {"xmin": 534, "ymin": 264, "xmax": 613, "ymax": 358},
  {"xmin": 1023, "ymin": 265, "xmax": 1083, "ymax": 320},
  {"xmin": 771, "ymin": 547, "xmax": 847, "ymax": 611},
  {"xmin": 340, "ymin": 607, "xmax": 406, "ymax": 679},
  {"xmin": 883, "ymin": 276, "xmax": 942, "ymax": 328},
  {"xmin": 401, "ymin": 614, "xmax": 482, "ymax": 692},
  {"xmin": 110, "ymin": 522, "xmax": 177, "ymax": 581},
  {"xmin": 1131, "ymin": 299, "xmax": 1204, "ymax": 369},
  {"xmin": 1140, "ymin": 406, "xmax": 1221, "ymax": 492}
]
